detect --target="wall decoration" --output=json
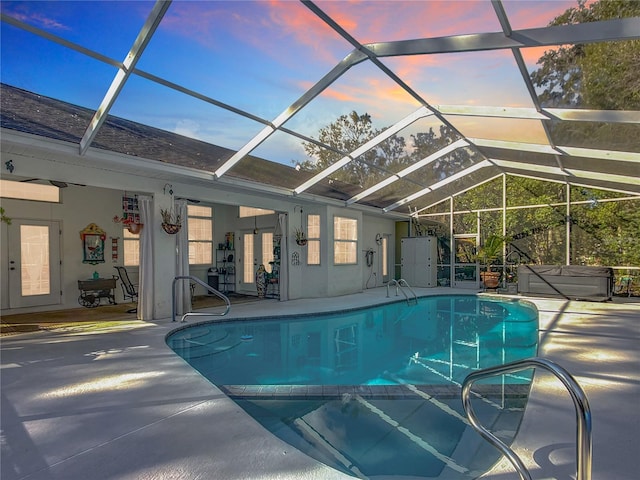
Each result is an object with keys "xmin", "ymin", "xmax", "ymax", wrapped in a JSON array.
[
  {"xmin": 111, "ymin": 237, "xmax": 119, "ymax": 262},
  {"xmin": 114, "ymin": 194, "xmax": 143, "ymax": 233},
  {"xmin": 80, "ymin": 223, "xmax": 106, "ymax": 265}
]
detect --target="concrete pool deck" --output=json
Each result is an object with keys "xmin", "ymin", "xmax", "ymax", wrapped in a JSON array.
[{"xmin": 1, "ymin": 287, "xmax": 638, "ymax": 480}]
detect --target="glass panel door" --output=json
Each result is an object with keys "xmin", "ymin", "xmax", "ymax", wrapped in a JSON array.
[
  {"xmin": 7, "ymin": 220, "xmax": 61, "ymax": 307},
  {"xmin": 237, "ymin": 230, "xmax": 274, "ymax": 295},
  {"xmin": 453, "ymin": 234, "xmax": 478, "ymax": 289}
]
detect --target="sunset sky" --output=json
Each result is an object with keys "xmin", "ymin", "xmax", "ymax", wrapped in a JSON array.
[{"xmin": 1, "ymin": 0, "xmax": 583, "ymax": 165}]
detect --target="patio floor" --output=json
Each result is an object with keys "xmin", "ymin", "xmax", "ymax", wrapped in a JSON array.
[{"xmin": 1, "ymin": 288, "xmax": 638, "ymax": 480}]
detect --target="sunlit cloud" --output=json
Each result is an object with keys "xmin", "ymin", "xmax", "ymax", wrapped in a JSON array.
[
  {"xmin": 521, "ymin": 45, "xmax": 560, "ymax": 70},
  {"xmin": 502, "ymin": 0, "xmax": 583, "ymax": 30},
  {"xmin": 260, "ymin": 1, "xmax": 348, "ymax": 66},
  {"xmin": 316, "ymin": 0, "xmax": 501, "ymax": 43},
  {"xmin": 449, "ymin": 116, "xmax": 548, "ymax": 144},
  {"xmin": 161, "ymin": 1, "xmax": 344, "ymax": 70}
]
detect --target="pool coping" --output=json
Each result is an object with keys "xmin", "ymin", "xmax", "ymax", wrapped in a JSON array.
[{"xmin": 220, "ymin": 383, "xmax": 531, "ymax": 400}]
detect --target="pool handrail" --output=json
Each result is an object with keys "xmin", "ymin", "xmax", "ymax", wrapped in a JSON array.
[
  {"xmin": 462, "ymin": 357, "xmax": 592, "ymax": 480},
  {"xmin": 172, "ymin": 275, "xmax": 230, "ymax": 322},
  {"xmin": 386, "ymin": 278, "xmax": 418, "ymax": 304}
]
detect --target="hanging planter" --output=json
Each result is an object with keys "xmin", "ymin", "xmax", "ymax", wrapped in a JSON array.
[
  {"xmin": 294, "ymin": 227, "xmax": 307, "ymax": 246},
  {"xmin": 113, "ymin": 215, "xmax": 143, "ymax": 234},
  {"xmin": 127, "ymin": 222, "xmax": 144, "ymax": 234},
  {"xmin": 161, "ymin": 208, "xmax": 182, "ymax": 235},
  {"xmin": 162, "ymin": 222, "xmax": 181, "ymax": 235}
]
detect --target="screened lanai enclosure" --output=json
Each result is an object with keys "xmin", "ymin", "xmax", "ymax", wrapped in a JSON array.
[{"xmin": 1, "ymin": 0, "xmax": 639, "ymax": 293}]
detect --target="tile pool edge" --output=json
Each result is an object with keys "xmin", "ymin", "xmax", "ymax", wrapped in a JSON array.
[{"xmin": 220, "ymin": 383, "xmax": 531, "ymax": 400}]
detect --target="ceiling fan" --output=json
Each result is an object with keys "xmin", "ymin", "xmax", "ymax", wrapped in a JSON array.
[{"xmin": 20, "ymin": 178, "xmax": 85, "ymax": 188}]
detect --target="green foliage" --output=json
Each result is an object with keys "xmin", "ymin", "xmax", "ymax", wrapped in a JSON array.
[
  {"xmin": 531, "ymin": 0, "xmax": 640, "ymax": 149},
  {"xmin": 531, "ymin": 0, "xmax": 640, "ymax": 110},
  {"xmin": 0, "ymin": 207, "xmax": 11, "ymax": 225},
  {"xmin": 570, "ymin": 194, "xmax": 640, "ymax": 266},
  {"xmin": 299, "ymin": 111, "xmax": 392, "ymax": 189},
  {"xmin": 475, "ymin": 234, "xmax": 506, "ymax": 266},
  {"xmin": 298, "ymin": 111, "xmax": 476, "ymax": 198}
]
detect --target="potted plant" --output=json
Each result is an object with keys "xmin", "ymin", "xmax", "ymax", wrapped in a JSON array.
[
  {"xmin": 113, "ymin": 214, "xmax": 143, "ymax": 234},
  {"xmin": 475, "ymin": 234, "xmax": 505, "ymax": 289},
  {"xmin": 294, "ymin": 227, "xmax": 307, "ymax": 246},
  {"xmin": 161, "ymin": 208, "xmax": 182, "ymax": 234}
]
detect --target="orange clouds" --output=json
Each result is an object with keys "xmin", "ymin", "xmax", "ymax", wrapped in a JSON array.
[{"xmin": 315, "ymin": 0, "xmax": 501, "ymax": 43}]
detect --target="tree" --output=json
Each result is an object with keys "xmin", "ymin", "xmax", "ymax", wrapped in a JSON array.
[
  {"xmin": 299, "ymin": 113, "xmax": 477, "ymax": 198},
  {"xmin": 531, "ymin": 0, "xmax": 640, "ymax": 110},
  {"xmin": 299, "ymin": 111, "xmax": 403, "ymax": 190}
]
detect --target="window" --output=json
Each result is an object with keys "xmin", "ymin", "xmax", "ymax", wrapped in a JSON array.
[
  {"xmin": 20, "ymin": 225, "xmax": 50, "ymax": 295},
  {"xmin": 243, "ymin": 233, "xmax": 254, "ymax": 283},
  {"xmin": 262, "ymin": 232, "xmax": 274, "ymax": 273},
  {"xmin": 0, "ymin": 179, "xmax": 60, "ymax": 202},
  {"xmin": 239, "ymin": 206, "xmax": 275, "ymax": 217},
  {"xmin": 188, "ymin": 205, "xmax": 213, "ymax": 265},
  {"xmin": 123, "ymin": 228, "xmax": 139, "ymax": 267},
  {"xmin": 307, "ymin": 214, "xmax": 320, "ymax": 265},
  {"xmin": 334, "ymin": 216, "xmax": 357, "ymax": 264},
  {"xmin": 381, "ymin": 235, "xmax": 389, "ymax": 282}
]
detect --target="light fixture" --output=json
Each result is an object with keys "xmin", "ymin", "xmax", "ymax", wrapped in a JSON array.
[{"xmin": 253, "ymin": 216, "xmax": 258, "ymax": 235}]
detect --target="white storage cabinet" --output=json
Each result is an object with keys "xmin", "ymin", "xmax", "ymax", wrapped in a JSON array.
[{"xmin": 401, "ymin": 237, "xmax": 437, "ymax": 287}]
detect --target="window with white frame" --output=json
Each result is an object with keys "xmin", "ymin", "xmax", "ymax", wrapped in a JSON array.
[
  {"xmin": 307, "ymin": 214, "xmax": 320, "ymax": 265},
  {"xmin": 123, "ymin": 228, "xmax": 139, "ymax": 266},
  {"xmin": 188, "ymin": 205, "xmax": 213, "ymax": 265},
  {"xmin": 334, "ymin": 216, "xmax": 357, "ymax": 264}
]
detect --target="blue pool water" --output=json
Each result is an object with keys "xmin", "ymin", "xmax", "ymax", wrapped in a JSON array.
[{"xmin": 167, "ymin": 295, "xmax": 538, "ymax": 479}]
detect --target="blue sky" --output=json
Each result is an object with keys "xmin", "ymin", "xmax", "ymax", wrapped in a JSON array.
[{"xmin": 1, "ymin": 0, "xmax": 582, "ymax": 166}]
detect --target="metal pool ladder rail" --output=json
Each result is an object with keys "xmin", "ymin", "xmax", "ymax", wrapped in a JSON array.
[
  {"xmin": 462, "ymin": 357, "xmax": 592, "ymax": 480},
  {"xmin": 172, "ymin": 275, "xmax": 230, "ymax": 322},
  {"xmin": 386, "ymin": 278, "xmax": 418, "ymax": 304}
]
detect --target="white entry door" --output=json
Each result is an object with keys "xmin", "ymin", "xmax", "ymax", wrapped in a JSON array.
[
  {"xmin": 7, "ymin": 220, "xmax": 62, "ymax": 308},
  {"xmin": 236, "ymin": 230, "xmax": 274, "ymax": 295}
]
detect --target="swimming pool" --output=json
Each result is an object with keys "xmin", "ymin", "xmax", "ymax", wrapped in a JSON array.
[{"xmin": 167, "ymin": 295, "xmax": 538, "ymax": 478}]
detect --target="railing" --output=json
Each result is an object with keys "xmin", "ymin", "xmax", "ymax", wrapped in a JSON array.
[
  {"xmin": 172, "ymin": 275, "xmax": 230, "ymax": 322},
  {"xmin": 462, "ymin": 357, "xmax": 592, "ymax": 480},
  {"xmin": 386, "ymin": 278, "xmax": 418, "ymax": 304}
]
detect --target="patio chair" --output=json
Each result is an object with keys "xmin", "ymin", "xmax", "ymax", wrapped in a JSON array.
[{"xmin": 114, "ymin": 266, "xmax": 138, "ymax": 313}]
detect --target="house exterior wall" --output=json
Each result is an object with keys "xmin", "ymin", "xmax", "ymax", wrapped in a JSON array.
[{"xmin": 1, "ymin": 130, "xmax": 400, "ymax": 318}]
